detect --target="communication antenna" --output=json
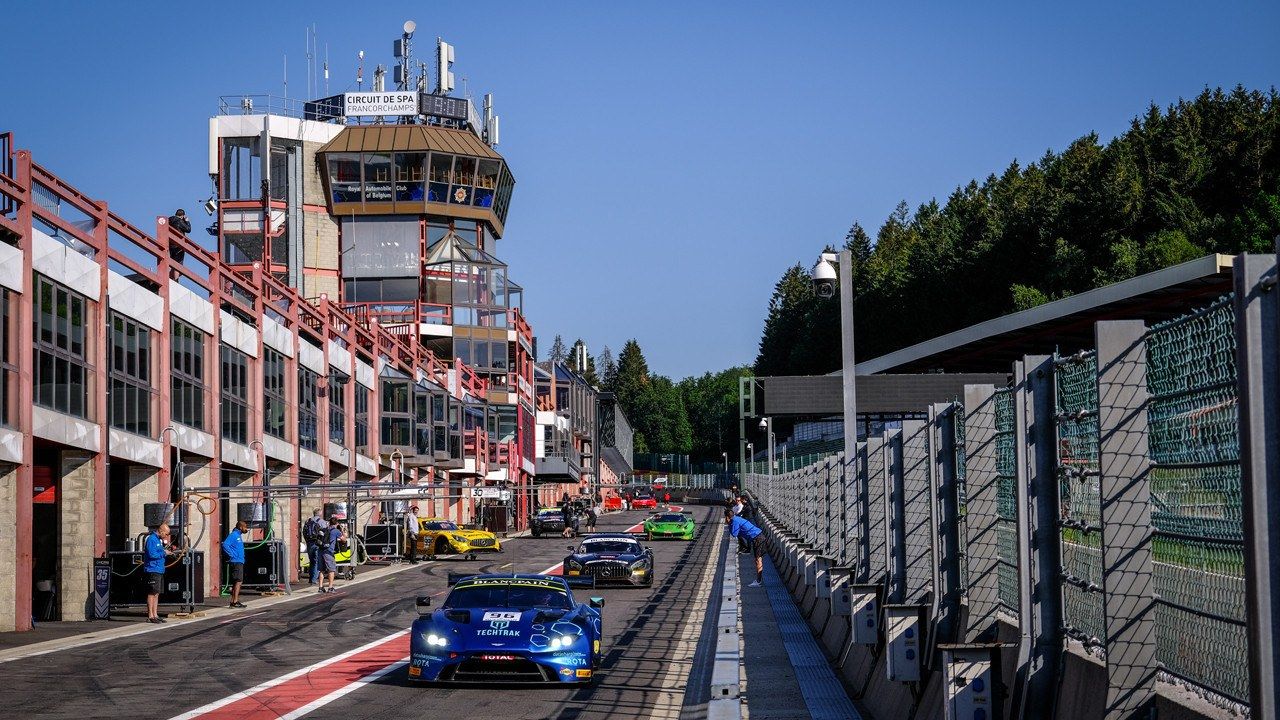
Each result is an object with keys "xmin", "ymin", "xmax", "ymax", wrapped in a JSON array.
[
  {"xmin": 373, "ymin": 64, "xmax": 386, "ymax": 92},
  {"xmin": 357, "ymin": 50, "xmax": 365, "ymax": 89},
  {"xmin": 324, "ymin": 44, "xmax": 329, "ymax": 94},
  {"xmin": 483, "ymin": 94, "xmax": 500, "ymax": 147},
  {"xmin": 435, "ymin": 37, "xmax": 455, "ymax": 95},
  {"xmin": 394, "ymin": 20, "xmax": 416, "ymax": 91}
]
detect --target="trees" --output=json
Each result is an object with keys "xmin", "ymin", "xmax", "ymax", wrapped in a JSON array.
[
  {"xmin": 569, "ymin": 338, "xmax": 598, "ymax": 386},
  {"xmin": 547, "ymin": 334, "xmax": 568, "ymax": 363},
  {"xmin": 753, "ymin": 86, "xmax": 1280, "ymax": 375},
  {"xmin": 595, "ymin": 346, "xmax": 617, "ymax": 392}
]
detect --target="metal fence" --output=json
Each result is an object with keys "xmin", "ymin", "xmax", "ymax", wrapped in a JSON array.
[{"xmin": 741, "ymin": 253, "xmax": 1280, "ymax": 716}]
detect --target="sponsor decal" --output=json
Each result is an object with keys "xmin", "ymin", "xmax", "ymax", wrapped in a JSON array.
[
  {"xmin": 483, "ymin": 611, "xmax": 522, "ymax": 622},
  {"xmin": 560, "ymin": 668, "xmax": 574, "ymax": 677},
  {"xmin": 567, "ymin": 570, "xmax": 580, "ymax": 576},
  {"xmin": 409, "ymin": 666, "xmax": 422, "ymax": 677},
  {"xmin": 478, "ymin": 654, "xmax": 519, "ymax": 661},
  {"xmin": 576, "ymin": 669, "xmax": 593, "ymax": 678}
]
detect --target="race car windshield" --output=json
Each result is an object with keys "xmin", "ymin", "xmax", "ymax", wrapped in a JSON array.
[
  {"xmin": 426, "ymin": 521, "xmax": 458, "ymax": 531},
  {"xmin": 634, "ymin": 492, "xmax": 653, "ymax": 499},
  {"xmin": 654, "ymin": 514, "xmax": 686, "ymax": 523},
  {"xmin": 537, "ymin": 509, "xmax": 561, "ymax": 517},
  {"xmin": 580, "ymin": 540, "xmax": 639, "ymax": 554},
  {"xmin": 444, "ymin": 584, "xmax": 571, "ymax": 609}
]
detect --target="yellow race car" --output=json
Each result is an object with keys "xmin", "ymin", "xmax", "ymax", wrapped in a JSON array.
[{"xmin": 413, "ymin": 518, "xmax": 502, "ymax": 560}]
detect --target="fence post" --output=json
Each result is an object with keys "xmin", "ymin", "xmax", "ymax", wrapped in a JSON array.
[
  {"xmin": 1095, "ymin": 320, "xmax": 1157, "ymax": 720},
  {"xmin": 863, "ymin": 434, "xmax": 888, "ymax": 585},
  {"xmin": 900, "ymin": 419, "xmax": 933, "ymax": 604},
  {"xmin": 963, "ymin": 384, "xmax": 1002, "ymax": 642},
  {"xmin": 843, "ymin": 446, "xmax": 863, "ymax": 568},
  {"xmin": 1235, "ymin": 252, "xmax": 1280, "ymax": 720},
  {"xmin": 1009, "ymin": 356, "xmax": 1063, "ymax": 720},
  {"xmin": 929, "ymin": 402, "xmax": 962, "ymax": 650},
  {"xmin": 885, "ymin": 429, "xmax": 906, "ymax": 604}
]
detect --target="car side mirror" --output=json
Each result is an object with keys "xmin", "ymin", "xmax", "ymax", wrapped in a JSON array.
[
  {"xmin": 567, "ymin": 545, "xmax": 576, "ymax": 552},
  {"xmin": 415, "ymin": 596, "xmax": 432, "ymax": 614},
  {"xmin": 589, "ymin": 597, "xmax": 605, "ymax": 609}
]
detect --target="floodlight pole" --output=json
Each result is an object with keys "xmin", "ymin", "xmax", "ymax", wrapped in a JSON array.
[{"xmin": 839, "ymin": 249, "xmax": 857, "ymax": 463}]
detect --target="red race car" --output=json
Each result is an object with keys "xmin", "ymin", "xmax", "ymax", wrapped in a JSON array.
[{"xmin": 631, "ymin": 493, "xmax": 657, "ymax": 509}]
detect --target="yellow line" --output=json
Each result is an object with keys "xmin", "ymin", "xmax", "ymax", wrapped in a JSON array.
[{"xmin": 499, "ymin": 563, "xmax": 513, "ymax": 569}]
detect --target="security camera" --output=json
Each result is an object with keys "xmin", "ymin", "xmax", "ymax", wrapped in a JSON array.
[{"xmin": 811, "ymin": 253, "xmax": 838, "ymax": 298}]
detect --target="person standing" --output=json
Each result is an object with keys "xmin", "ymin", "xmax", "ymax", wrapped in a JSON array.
[
  {"xmin": 303, "ymin": 508, "xmax": 327, "ymax": 584},
  {"xmin": 561, "ymin": 501, "xmax": 575, "ymax": 539},
  {"xmin": 731, "ymin": 497, "xmax": 748, "ymax": 553},
  {"xmin": 725, "ymin": 509, "xmax": 766, "ymax": 587},
  {"xmin": 403, "ymin": 505, "xmax": 421, "ymax": 564},
  {"xmin": 143, "ymin": 523, "xmax": 171, "ymax": 623},
  {"xmin": 222, "ymin": 520, "xmax": 248, "ymax": 608},
  {"xmin": 320, "ymin": 517, "xmax": 346, "ymax": 593},
  {"xmin": 585, "ymin": 504, "xmax": 598, "ymax": 532}
]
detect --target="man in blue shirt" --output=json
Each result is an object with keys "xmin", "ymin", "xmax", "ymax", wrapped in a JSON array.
[
  {"xmin": 725, "ymin": 509, "xmax": 766, "ymax": 587},
  {"xmin": 143, "ymin": 523, "xmax": 171, "ymax": 623},
  {"xmin": 320, "ymin": 517, "xmax": 347, "ymax": 594},
  {"xmin": 222, "ymin": 520, "xmax": 249, "ymax": 608}
]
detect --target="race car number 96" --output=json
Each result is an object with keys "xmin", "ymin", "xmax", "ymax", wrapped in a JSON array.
[{"xmin": 483, "ymin": 611, "xmax": 522, "ymax": 622}]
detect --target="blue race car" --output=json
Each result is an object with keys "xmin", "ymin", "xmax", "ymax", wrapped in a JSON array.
[{"xmin": 408, "ymin": 574, "xmax": 605, "ymax": 684}]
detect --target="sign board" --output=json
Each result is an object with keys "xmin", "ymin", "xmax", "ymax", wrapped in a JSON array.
[
  {"xmin": 419, "ymin": 93, "xmax": 470, "ymax": 122},
  {"xmin": 92, "ymin": 558, "xmax": 111, "ymax": 619},
  {"xmin": 471, "ymin": 487, "xmax": 504, "ymax": 499},
  {"xmin": 344, "ymin": 92, "xmax": 418, "ymax": 117}
]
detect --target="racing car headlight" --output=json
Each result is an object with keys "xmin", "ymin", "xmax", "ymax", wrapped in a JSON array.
[
  {"xmin": 425, "ymin": 633, "xmax": 448, "ymax": 647},
  {"xmin": 450, "ymin": 534, "xmax": 467, "ymax": 543},
  {"xmin": 630, "ymin": 558, "xmax": 651, "ymax": 569},
  {"xmin": 567, "ymin": 559, "xmax": 583, "ymax": 570},
  {"xmin": 551, "ymin": 634, "xmax": 580, "ymax": 649}
]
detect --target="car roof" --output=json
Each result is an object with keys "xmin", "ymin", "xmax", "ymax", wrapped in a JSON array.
[{"xmin": 581, "ymin": 533, "xmax": 641, "ymax": 540}]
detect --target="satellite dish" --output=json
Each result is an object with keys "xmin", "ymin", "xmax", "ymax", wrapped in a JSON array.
[{"xmin": 403, "ymin": 20, "xmax": 416, "ymax": 34}]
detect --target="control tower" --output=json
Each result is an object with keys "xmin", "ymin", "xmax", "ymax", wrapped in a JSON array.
[{"xmin": 206, "ymin": 25, "xmax": 542, "ymax": 526}]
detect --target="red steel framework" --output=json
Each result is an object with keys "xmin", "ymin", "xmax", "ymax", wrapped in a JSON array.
[{"xmin": 0, "ymin": 133, "xmax": 539, "ymax": 630}]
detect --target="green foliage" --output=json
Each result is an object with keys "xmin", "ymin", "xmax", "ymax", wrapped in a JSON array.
[
  {"xmin": 752, "ymin": 86, "xmax": 1280, "ymax": 373},
  {"xmin": 547, "ymin": 334, "xmax": 568, "ymax": 363},
  {"xmin": 595, "ymin": 346, "xmax": 617, "ymax": 391},
  {"xmin": 569, "ymin": 338, "xmax": 598, "ymax": 386}
]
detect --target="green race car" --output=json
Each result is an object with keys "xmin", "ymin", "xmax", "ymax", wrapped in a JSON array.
[{"xmin": 643, "ymin": 512, "xmax": 695, "ymax": 540}]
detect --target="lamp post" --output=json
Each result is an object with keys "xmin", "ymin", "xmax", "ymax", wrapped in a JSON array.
[
  {"xmin": 721, "ymin": 451, "xmax": 728, "ymax": 474},
  {"xmin": 812, "ymin": 250, "xmax": 858, "ymax": 464},
  {"xmin": 746, "ymin": 442, "xmax": 754, "ymax": 476},
  {"xmin": 758, "ymin": 417, "xmax": 775, "ymax": 477}
]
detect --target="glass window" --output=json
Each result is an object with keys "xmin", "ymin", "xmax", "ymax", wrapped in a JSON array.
[
  {"xmin": 354, "ymin": 382, "xmax": 370, "ymax": 450},
  {"xmin": 428, "ymin": 153, "xmax": 453, "ymax": 203},
  {"xmin": 362, "ymin": 153, "xmax": 393, "ymax": 203},
  {"xmin": 263, "ymin": 348, "xmax": 287, "ymax": 440},
  {"xmin": 220, "ymin": 344, "xmax": 249, "ymax": 445},
  {"xmin": 108, "ymin": 313, "xmax": 152, "ymax": 436},
  {"xmin": 33, "ymin": 275, "xmax": 92, "ymax": 419},
  {"xmin": 327, "ymin": 153, "xmax": 361, "ymax": 204},
  {"xmin": 171, "ymin": 320, "xmax": 205, "ymax": 430},
  {"xmin": 298, "ymin": 366, "xmax": 320, "ymax": 451},
  {"xmin": 329, "ymin": 374, "xmax": 347, "ymax": 446},
  {"xmin": 449, "ymin": 157, "xmax": 475, "ymax": 205},
  {"xmin": 474, "ymin": 159, "xmax": 500, "ymax": 208},
  {"xmin": 394, "ymin": 153, "xmax": 426, "ymax": 203},
  {"xmin": 222, "ymin": 138, "xmax": 262, "ymax": 201}
]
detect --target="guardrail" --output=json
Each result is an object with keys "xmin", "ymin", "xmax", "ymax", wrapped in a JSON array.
[{"xmin": 743, "ymin": 253, "xmax": 1280, "ymax": 719}]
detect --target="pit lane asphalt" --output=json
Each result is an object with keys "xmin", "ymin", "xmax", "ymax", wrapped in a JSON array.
[{"xmin": 0, "ymin": 506, "xmax": 724, "ymax": 720}]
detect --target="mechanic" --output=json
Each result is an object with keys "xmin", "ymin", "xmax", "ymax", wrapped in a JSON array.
[
  {"xmin": 584, "ymin": 504, "xmax": 598, "ymax": 532},
  {"xmin": 303, "ymin": 508, "xmax": 328, "ymax": 584},
  {"xmin": 725, "ymin": 509, "xmax": 766, "ymax": 587},
  {"xmin": 143, "ymin": 523, "xmax": 171, "ymax": 623},
  {"xmin": 403, "ymin": 505, "xmax": 421, "ymax": 564},
  {"xmin": 561, "ymin": 501, "xmax": 575, "ymax": 538},
  {"xmin": 221, "ymin": 520, "xmax": 248, "ymax": 608},
  {"xmin": 320, "ymin": 517, "xmax": 346, "ymax": 593}
]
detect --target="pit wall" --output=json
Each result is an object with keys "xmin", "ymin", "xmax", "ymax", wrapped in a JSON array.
[{"xmin": 754, "ymin": 509, "xmax": 1233, "ymax": 720}]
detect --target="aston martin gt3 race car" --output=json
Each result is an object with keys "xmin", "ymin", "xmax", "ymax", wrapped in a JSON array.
[
  {"xmin": 414, "ymin": 518, "xmax": 502, "ymax": 560},
  {"xmin": 408, "ymin": 574, "xmax": 604, "ymax": 684},
  {"xmin": 563, "ymin": 534, "xmax": 655, "ymax": 587},
  {"xmin": 643, "ymin": 511, "xmax": 695, "ymax": 540}
]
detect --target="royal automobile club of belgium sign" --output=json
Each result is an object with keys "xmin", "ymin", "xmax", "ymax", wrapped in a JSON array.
[{"xmin": 343, "ymin": 92, "xmax": 419, "ymax": 117}]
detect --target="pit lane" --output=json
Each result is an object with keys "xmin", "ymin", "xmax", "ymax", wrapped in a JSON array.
[{"xmin": 0, "ymin": 505, "xmax": 725, "ymax": 720}]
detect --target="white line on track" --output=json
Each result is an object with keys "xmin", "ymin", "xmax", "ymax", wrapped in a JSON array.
[
  {"xmin": 166, "ymin": 630, "xmax": 410, "ymax": 720},
  {"xmin": 218, "ymin": 611, "xmax": 268, "ymax": 625}
]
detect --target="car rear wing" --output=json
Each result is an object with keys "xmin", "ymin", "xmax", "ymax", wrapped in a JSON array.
[{"xmin": 446, "ymin": 571, "xmax": 479, "ymax": 587}]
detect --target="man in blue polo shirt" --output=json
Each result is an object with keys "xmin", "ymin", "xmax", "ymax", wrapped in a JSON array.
[
  {"xmin": 143, "ymin": 523, "xmax": 171, "ymax": 623},
  {"xmin": 222, "ymin": 520, "xmax": 249, "ymax": 608},
  {"xmin": 725, "ymin": 509, "xmax": 766, "ymax": 587}
]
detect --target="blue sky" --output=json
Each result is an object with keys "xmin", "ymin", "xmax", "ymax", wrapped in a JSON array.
[{"xmin": 2, "ymin": 1, "xmax": 1276, "ymax": 378}]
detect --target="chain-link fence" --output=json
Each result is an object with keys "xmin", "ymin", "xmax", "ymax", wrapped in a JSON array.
[
  {"xmin": 1144, "ymin": 296, "xmax": 1248, "ymax": 703},
  {"xmin": 740, "ymin": 268, "xmax": 1276, "ymax": 713}
]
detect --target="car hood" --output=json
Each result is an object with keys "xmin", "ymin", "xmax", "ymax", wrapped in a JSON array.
[
  {"xmin": 645, "ymin": 520, "xmax": 691, "ymax": 528},
  {"xmin": 445, "ymin": 529, "xmax": 496, "ymax": 540},
  {"xmin": 413, "ymin": 606, "xmax": 597, "ymax": 651},
  {"xmin": 568, "ymin": 552, "xmax": 646, "ymax": 563}
]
